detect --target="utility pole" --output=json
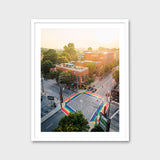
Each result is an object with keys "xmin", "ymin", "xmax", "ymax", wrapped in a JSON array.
[
  {"xmin": 77, "ymin": 76, "xmax": 79, "ymax": 91},
  {"xmin": 41, "ymin": 78, "xmax": 44, "ymax": 93},
  {"xmin": 58, "ymin": 76, "xmax": 63, "ymax": 108},
  {"xmin": 107, "ymin": 91, "xmax": 112, "ymax": 118}
]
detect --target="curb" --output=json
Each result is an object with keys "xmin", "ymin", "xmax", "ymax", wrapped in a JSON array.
[{"xmin": 41, "ymin": 106, "xmax": 61, "ymax": 123}]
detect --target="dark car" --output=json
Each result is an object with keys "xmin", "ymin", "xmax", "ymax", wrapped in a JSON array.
[
  {"xmin": 91, "ymin": 88, "xmax": 97, "ymax": 93},
  {"xmin": 87, "ymin": 87, "xmax": 93, "ymax": 91},
  {"xmin": 47, "ymin": 96, "xmax": 54, "ymax": 100}
]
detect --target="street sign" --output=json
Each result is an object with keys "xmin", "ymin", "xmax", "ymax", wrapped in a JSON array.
[{"xmin": 99, "ymin": 113, "xmax": 111, "ymax": 132}]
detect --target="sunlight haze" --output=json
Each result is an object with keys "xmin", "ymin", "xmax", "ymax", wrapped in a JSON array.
[{"xmin": 41, "ymin": 28, "xmax": 119, "ymax": 49}]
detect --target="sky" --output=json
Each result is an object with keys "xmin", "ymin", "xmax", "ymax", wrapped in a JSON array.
[{"xmin": 41, "ymin": 28, "xmax": 119, "ymax": 49}]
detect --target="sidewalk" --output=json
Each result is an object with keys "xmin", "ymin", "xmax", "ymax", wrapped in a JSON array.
[{"xmin": 41, "ymin": 94, "xmax": 61, "ymax": 123}]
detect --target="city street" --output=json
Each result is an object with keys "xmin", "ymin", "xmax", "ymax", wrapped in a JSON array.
[
  {"xmin": 43, "ymin": 79, "xmax": 76, "ymax": 100},
  {"xmin": 41, "ymin": 67, "xmax": 119, "ymax": 132},
  {"xmin": 94, "ymin": 72, "xmax": 113, "ymax": 100},
  {"xmin": 41, "ymin": 78, "xmax": 76, "ymax": 131},
  {"xmin": 41, "ymin": 110, "xmax": 65, "ymax": 132}
]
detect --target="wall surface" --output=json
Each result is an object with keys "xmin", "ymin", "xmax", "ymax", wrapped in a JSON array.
[{"xmin": 0, "ymin": 0, "xmax": 160, "ymax": 160}]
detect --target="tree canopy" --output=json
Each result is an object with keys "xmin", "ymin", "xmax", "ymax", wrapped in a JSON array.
[
  {"xmin": 59, "ymin": 71, "xmax": 73, "ymax": 85},
  {"xmin": 88, "ymin": 47, "xmax": 92, "ymax": 52},
  {"xmin": 41, "ymin": 60, "xmax": 53, "ymax": 76},
  {"xmin": 63, "ymin": 43, "xmax": 78, "ymax": 61},
  {"xmin": 43, "ymin": 49, "xmax": 58, "ymax": 64},
  {"xmin": 55, "ymin": 69, "xmax": 62, "ymax": 83},
  {"xmin": 57, "ymin": 56, "xmax": 69, "ymax": 64},
  {"xmin": 112, "ymin": 69, "xmax": 119, "ymax": 83},
  {"xmin": 91, "ymin": 124, "xmax": 103, "ymax": 132},
  {"xmin": 61, "ymin": 52, "xmax": 71, "ymax": 61},
  {"xmin": 87, "ymin": 62, "xmax": 96, "ymax": 77},
  {"xmin": 53, "ymin": 111, "xmax": 90, "ymax": 132}
]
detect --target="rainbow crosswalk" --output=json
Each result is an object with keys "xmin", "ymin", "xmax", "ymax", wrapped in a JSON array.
[{"xmin": 62, "ymin": 91, "xmax": 108, "ymax": 122}]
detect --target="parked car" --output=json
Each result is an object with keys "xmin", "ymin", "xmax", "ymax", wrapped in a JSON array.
[
  {"xmin": 87, "ymin": 87, "xmax": 93, "ymax": 91},
  {"xmin": 91, "ymin": 88, "xmax": 97, "ymax": 93}
]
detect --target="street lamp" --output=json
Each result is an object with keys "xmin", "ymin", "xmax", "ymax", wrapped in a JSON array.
[
  {"xmin": 58, "ymin": 75, "xmax": 63, "ymax": 108},
  {"xmin": 41, "ymin": 78, "xmax": 44, "ymax": 93},
  {"xmin": 107, "ymin": 90, "xmax": 111, "ymax": 118}
]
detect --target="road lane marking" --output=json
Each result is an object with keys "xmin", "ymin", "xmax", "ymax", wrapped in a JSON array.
[
  {"xmin": 110, "ymin": 110, "xmax": 119, "ymax": 119},
  {"xmin": 46, "ymin": 123, "xmax": 53, "ymax": 129},
  {"xmin": 95, "ymin": 77, "xmax": 112, "ymax": 94}
]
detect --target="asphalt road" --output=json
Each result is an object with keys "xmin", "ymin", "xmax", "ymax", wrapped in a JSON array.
[
  {"xmin": 41, "ymin": 67, "xmax": 119, "ymax": 132},
  {"xmin": 95, "ymin": 72, "xmax": 113, "ymax": 100},
  {"xmin": 41, "ymin": 110, "xmax": 65, "ymax": 132},
  {"xmin": 43, "ymin": 79, "xmax": 75, "ymax": 100},
  {"xmin": 93, "ymin": 66, "xmax": 119, "ymax": 100},
  {"xmin": 92, "ymin": 67, "xmax": 119, "ymax": 131}
]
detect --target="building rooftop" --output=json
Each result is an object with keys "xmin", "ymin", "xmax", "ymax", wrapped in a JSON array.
[
  {"xmin": 56, "ymin": 64, "xmax": 88, "ymax": 72},
  {"xmin": 77, "ymin": 60, "xmax": 101, "ymax": 64}
]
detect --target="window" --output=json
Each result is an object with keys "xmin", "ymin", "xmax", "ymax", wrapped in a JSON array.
[
  {"xmin": 77, "ymin": 76, "xmax": 79, "ymax": 82},
  {"xmin": 82, "ymin": 75, "xmax": 84, "ymax": 81}
]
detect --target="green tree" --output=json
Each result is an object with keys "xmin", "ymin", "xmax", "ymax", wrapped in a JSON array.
[
  {"xmin": 112, "ymin": 69, "xmax": 119, "ymax": 83},
  {"xmin": 43, "ymin": 49, "xmax": 58, "ymax": 64},
  {"xmin": 87, "ymin": 77, "xmax": 94, "ymax": 85},
  {"xmin": 45, "ymin": 71, "xmax": 57, "ymax": 79},
  {"xmin": 91, "ymin": 124, "xmax": 103, "ymax": 132},
  {"xmin": 55, "ymin": 69, "xmax": 62, "ymax": 83},
  {"xmin": 59, "ymin": 71, "xmax": 73, "ymax": 85},
  {"xmin": 104, "ymin": 64, "xmax": 113, "ymax": 73},
  {"xmin": 63, "ymin": 43, "xmax": 78, "ymax": 61},
  {"xmin": 87, "ymin": 62, "xmax": 96, "ymax": 77},
  {"xmin": 53, "ymin": 111, "xmax": 90, "ymax": 132},
  {"xmin": 57, "ymin": 56, "xmax": 69, "ymax": 64},
  {"xmin": 41, "ymin": 48, "xmax": 48, "ymax": 54},
  {"xmin": 41, "ymin": 60, "xmax": 53, "ymax": 76},
  {"xmin": 99, "ymin": 67, "xmax": 104, "ymax": 77},
  {"xmin": 88, "ymin": 47, "xmax": 92, "ymax": 52},
  {"xmin": 98, "ymin": 47, "xmax": 104, "ymax": 52},
  {"xmin": 61, "ymin": 52, "xmax": 71, "ymax": 61}
]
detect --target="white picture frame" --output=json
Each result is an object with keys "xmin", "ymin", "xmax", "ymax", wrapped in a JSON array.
[{"xmin": 31, "ymin": 19, "xmax": 129, "ymax": 141}]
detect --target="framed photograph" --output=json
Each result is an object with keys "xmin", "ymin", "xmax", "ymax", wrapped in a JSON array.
[{"xmin": 31, "ymin": 19, "xmax": 129, "ymax": 141}]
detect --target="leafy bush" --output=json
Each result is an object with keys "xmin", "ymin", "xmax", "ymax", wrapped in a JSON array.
[
  {"xmin": 53, "ymin": 111, "xmax": 90, "ymax": 132},
  {"xmin": 91, "ymin": 124, "xmax": 103, "ymax": 132}
]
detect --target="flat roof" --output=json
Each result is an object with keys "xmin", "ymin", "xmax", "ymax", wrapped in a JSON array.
[
  {"xmin": 77, "ymin": 60, "xmax": 101, "ymax": 63},
  {"xmin": 56, "ymin": 64, "xmax": 88, "ymax": 72}
]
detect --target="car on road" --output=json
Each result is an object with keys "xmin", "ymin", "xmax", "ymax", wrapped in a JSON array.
[
  {"xmin": 47, "ymin": 96, "xmax": 54, "ymax": 100},
  {"xmin": 91, "ymin": 88, "xmax": 97, "ymax": 93},
  {"xmin": 87, "ymin": 86, "xmax": 93, "ymax": 91},
  {"xmin": 87, "ymin": 87, "xmax": 97, "ymax": 93}
]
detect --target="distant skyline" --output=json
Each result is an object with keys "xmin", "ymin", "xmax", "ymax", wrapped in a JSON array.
[{"xmin": 41, "ymin": 28, "xmax": 119, "ymax": 49}]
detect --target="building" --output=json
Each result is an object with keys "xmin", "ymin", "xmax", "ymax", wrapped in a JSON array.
[
  {"xmin": 75, "ymin": 60, "xmax": 102, "ymax": 74},
  {"xmin": 50, "ymin": 68, "xmax": 56, "ymax": 72},
  {"xmin": 56, "ymin": 63, "xmax": 88, "ymax": 87},
  {"xmin": 84, "ymin": 52, "xmax": 114, "ymax": 66},
  {"xmin": 113, "ymin": 50, "xmax": 119, "ymax": 62}
]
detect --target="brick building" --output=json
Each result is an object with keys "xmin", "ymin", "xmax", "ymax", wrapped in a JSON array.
[
  {"xmin": 56, "ymin": 63, "xmax": 88, "ymax": 87},
  {"xmin": 75, "ymin": 60, "xmax": 101, "ymax": 74},
  {"xmin": 84, "ymin": 52, "xmax": 114, "ymax": 66}
]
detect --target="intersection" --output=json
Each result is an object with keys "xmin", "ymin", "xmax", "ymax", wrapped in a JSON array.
[{"xmin": 41, "ymin": 69, "xmax": 119, "ymax": 132}]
